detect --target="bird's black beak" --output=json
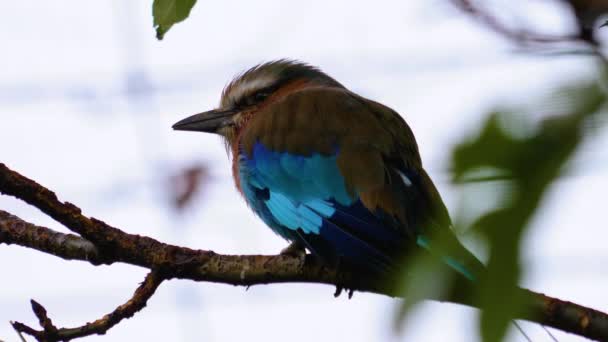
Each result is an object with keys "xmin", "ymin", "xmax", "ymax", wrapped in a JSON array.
[{"xmin": 172, "ymin": 109, "xmax": 236, "ymax": 133}]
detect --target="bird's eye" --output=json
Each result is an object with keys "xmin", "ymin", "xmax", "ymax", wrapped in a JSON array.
[
  {"xmin": 254, "ymin": 91, "xmax": 270, "ymax": 102},
  {"xmin": 240, "ymin": 86, "xmax": 275, "ymax": 107}
]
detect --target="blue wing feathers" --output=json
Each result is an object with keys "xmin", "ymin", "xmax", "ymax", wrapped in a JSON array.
[
  {"xmin": 331, "ymin": 201, "xmax": 401, "ymax": 243},
  {"xmin": 319, "ymin": 218, "xmax": 393, "ymax": 272},
  {"xmin": 240, "ymin": 142, "xmax": 480, "ymax": 277},
  {"xmin": 240, "ymin": 142, "xmax": 404, "ymax": 273},
  {"xmin": 305, "ymin": 200, "xmax": 335, "ymax": 217}
]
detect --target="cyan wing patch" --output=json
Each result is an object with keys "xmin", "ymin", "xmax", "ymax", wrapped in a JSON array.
[
  {"xmin": 240, "ymin": 142, "xmax": 352, "ymax": 235},
  {"xmin": 239, "ymin": 142, "xmax": 401, "ymax": 273},
  {"xmin": 249, "ymin": 142, "xmax": 352, "ymax": 205},
  {"xmin": 416, "ymin": 235, "xmax": 475, "ymax": 281},
  {"xmin": 264, "ymin": 191, "xmax": 335, "ymax": 234}
]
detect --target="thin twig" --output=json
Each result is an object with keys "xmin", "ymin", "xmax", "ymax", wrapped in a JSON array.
[
  {"xmin": 450, "ymin": 0, "xmax": 581, "ymax": 44},
  {"xmin": 11, "ymin": 322, "xmax": 28, "ymax": 342},
  {"xmin": 449, "ymin": 0, "xmax": 608, "ymax": 66},
  {"xmin": 11, "ymin": 271, "xmax": 165, "ymax": 342}
]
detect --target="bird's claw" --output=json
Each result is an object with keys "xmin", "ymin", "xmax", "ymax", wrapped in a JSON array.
[
  {"xmin": 280, "ymin": 241, "xmax": 306, "ymax": 258},
  {"xmin": 334, "ymin": 285, "xmax": 355, "ymax": 299}
]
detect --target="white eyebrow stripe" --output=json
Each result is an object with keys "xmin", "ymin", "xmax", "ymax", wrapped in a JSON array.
[{"xmin": 228, "ymin": 77, "xmax": 275, "ymax": 104}]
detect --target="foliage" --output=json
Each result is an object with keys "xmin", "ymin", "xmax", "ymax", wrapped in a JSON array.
[
  {"xmin": 455, "ymin": 83, "xmax": 605, "ymax": 341},
  {"xmin": 152, "ymin": 0, "xmax": 197, "ymax": 40},
  {"xmin": 396, "ymin": 75, "xmax": 607, "ymax": 341}
]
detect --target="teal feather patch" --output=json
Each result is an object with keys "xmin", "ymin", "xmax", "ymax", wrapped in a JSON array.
[{"xmin": 416, "ymin": 236, "xmax": 475, "ymax": 281}]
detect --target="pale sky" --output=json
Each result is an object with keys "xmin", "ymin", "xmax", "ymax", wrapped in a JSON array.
[{"xmin": 1, "ymin": 1, "xmax": 607, "ymax": 341}]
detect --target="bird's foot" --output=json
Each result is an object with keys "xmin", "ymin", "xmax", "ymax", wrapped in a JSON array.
[
  {"xmin": 334, "ymin": 285, "xmax": 355, "ymax": 299},
  {"xmin": 280, "ymin": 241, "xmax": 306, "ymax": 258}
]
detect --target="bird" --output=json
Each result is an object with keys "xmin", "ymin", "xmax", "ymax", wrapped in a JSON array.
[{"xmin": 172, "ymin": 59, "xmax": 484, "ymax": 282}]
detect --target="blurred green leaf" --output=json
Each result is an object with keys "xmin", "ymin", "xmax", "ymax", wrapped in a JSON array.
[
  {"xmin": 393, "ymin": 245, "xmax": 452, "ymax": 332},
  {"xmin": 153, "ymin": 0, "xmax": 197, "ymax": 40},
  {"xmin": 394, "ymin": 78, "xmax": 605, "ymax": 342},
  {"xmin": 452, "ymin": 82, "xmax": 605, "ymax": 342},
  {"xmin": 393, "ymin": 221, "xmax": 473, "ymax": 333}
]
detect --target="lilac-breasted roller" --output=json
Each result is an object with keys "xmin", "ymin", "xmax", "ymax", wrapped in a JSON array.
[{"xmin": 173, "ymin": 60, "xmax": 484, "ymax": 280}]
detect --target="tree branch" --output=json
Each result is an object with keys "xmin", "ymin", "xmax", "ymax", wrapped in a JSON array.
[
  {"xmin": 449, "ymin": 0, "xmax": 582, "ymax": 44},
  {"xmin": 450, "ymin": 0, "xmax": 608, "ymax": 70},
  {"xmin": 11, "ymin": 271, "xmax": 165, "ymax": 342},
  {"xmin": 2, "ymin": 162, "xmax": 608, "ymax": 341},
  {"xmin": 0, "ymin": 210, "xmax": 103, "ymax": 264}
]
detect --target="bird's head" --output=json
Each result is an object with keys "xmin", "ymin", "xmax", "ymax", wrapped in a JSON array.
[{"xmin": 172, "ymin": 59, "xmax": 344, "ymax": 148}]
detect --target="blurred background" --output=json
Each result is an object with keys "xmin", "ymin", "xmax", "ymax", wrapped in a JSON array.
[{"xmin": 1, "ymin": 0, "xmax": 607, "ymax": 341}]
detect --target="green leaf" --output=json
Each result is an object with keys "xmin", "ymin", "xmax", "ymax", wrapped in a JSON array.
[
  {"xmin": 451, "ymin": 82, "xmax": 605, "ymax": 342},
  {"xmin": 152, "ymin": 0, "xmax": 197, "ymax": 40},
  {"xmin": 393, "ymin": 248, "xmax": 452, "ymax": 332},
  {"xmin": 394, "ymin": 225, "xmax": 473, "ymax": 333},
  {"xmin": 392, "ymin": 64, "xmax": 606, "ymax": 340}
]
